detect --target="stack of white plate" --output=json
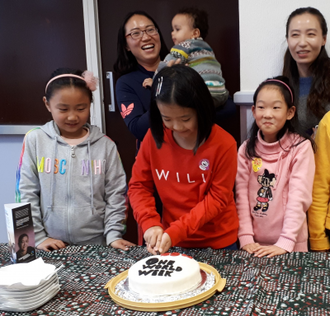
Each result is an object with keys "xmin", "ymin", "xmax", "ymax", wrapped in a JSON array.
[{"xmin": 0, "ymin": 258, "xmax": 61, "ymax": 312}]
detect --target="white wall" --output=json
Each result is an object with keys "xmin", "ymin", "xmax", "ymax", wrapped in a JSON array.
[
  {"xmin": 238, "ymin": 0, "xmax": 330, "ymax": 142},
  {"xmin": 0, "ymin": 136, "xmax": 24, "ymax": 242}
]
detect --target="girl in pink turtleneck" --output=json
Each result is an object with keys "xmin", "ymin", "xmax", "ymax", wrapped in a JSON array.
[{"xmin": 236, "ymin": 76, "xmax": 315, "ymax": 258}]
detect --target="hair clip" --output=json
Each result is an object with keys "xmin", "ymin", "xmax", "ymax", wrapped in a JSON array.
[
  {"xmin": 82, "ymin": 71, "xmax": 98, "ymax": 92},
  {"xmin": 156, "ymin": 76, "xmax": 163, "ymax": 96}
]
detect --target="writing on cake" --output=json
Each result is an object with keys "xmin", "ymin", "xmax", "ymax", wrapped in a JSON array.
[
  {"xmin": 128, "ymin": 253, "xmax": 202, "ymax": 296},
  {"xmin": 139, "ymin": 258, "xmax": 182, "ymax": 277}
]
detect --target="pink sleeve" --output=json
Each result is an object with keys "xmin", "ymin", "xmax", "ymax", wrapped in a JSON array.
[
  {"xmin": 236, "ymin": 142, "xmax": 255, "ymax": 248},
  {"xmin": 275, "ymin": 140, "xmax": 315, "ymax": 252}
]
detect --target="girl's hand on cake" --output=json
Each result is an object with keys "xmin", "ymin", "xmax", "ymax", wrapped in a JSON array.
[
  {"xmin": 253, "ymin": 245, "xmax": 287, "ymax": 258},
  {"xmin": 110, "ymin": 238, "xmax": 135, "ymax": 250},
  {"xmin": 242, "ymin": 242, "xmax": 261, "ymax": 254},
  {"xmin": 158, "ymin": 233, "xmax": 172, "ymax": 254},
  {"xmin": 144, "ymin": 226, "xmax": 163, "ymax": 254},
  {"xmin": 37, "ymin": 238, "xmax": 66, "ymax": 252}
]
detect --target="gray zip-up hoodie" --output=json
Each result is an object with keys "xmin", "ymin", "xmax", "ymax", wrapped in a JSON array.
[{"xmin": 16, "ymin": 121, "xmax": 127, "ymax": 246}]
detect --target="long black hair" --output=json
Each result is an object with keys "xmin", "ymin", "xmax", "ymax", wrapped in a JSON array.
[
  {"xmin": 245, "ymin": 76, "xmax": 314, "ymax": 159},
  {"xmin": 150, "ymin": 65, "xmax": 215, "ymax": 154},
  {"xmin": 283, "ymin": 7, "xmax": 330, "ymax": 119},
  {"xmin": 113, "ymin": 11, "xmax": 169, "ymax": 76}
]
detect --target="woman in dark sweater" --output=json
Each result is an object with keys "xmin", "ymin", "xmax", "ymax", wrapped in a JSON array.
[{"xmin": 114, "ymin": 11, "xmax": 168, "ymax": 148}]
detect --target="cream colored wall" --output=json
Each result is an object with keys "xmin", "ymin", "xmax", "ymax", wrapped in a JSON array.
[
  {"xmin": 239, "ymin": 0, "xmax": 330, "ymax": 91},
  {"xmin": 237, "ymin": 0, "xmax": 330, "ymax": 142}
]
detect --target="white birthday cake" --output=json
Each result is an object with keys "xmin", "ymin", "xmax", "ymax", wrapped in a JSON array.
[{"xmin": 128, "ymin": 253, "xmax": 202, "ymax": 296}]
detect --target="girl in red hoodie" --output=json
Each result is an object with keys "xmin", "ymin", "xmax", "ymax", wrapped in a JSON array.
[{"xmin": 128, "ymin": 65, "xmax": 238, "ymax": 255}]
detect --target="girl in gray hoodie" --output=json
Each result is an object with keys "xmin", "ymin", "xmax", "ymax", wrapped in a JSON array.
[{"xmin": 15, "ymin": 68, "xmax": 135, "ymax": 252}]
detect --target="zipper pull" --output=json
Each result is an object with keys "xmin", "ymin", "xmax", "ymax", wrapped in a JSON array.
[{"xmin": 71, "ymin": 146, "xmax": 76, "ymax": 158}]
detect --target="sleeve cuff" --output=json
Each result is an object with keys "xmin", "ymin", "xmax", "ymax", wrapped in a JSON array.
[
  {"xmin": 34, "ymin": 231, "xmax": 48, "ymax": 247},
  {"xmin": 309, "ymin": 236, "xmax": 330, "ymax": 251},
  {"xmin": 165, "ymin": 225, "xmax": 186, "ymax": 247},
  {"xmin": 238, "ymin": 235, "xmax": 255, "ymax": 249},
  {"xmin": 275, "ymin": 236, "xmax": 296, "ymax": 252},
  {"xmin": 106, "ymin": 232, "xmax": 123, "ymax": 246},
  {"xmin": 141, "ymin": 217, "xmax": 163, "ymax": 234}
]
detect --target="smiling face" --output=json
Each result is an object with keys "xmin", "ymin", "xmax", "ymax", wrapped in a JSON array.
[
  {"xmin": 171, "ymin": 14, "xmax": 200, "ymax": 45},
  {"xmin": 157, "ymin": 102, "xmax": 198, "ymax": 149},
  {"xmin": 125, "ymin": 14, "xmax": 161, "ymax": 71},
  {"xmin": 44, "ymin": 87, "xmax": 91, "ymax": 138},
  {"xmin": 252, "ymin": 86, "xmax": 295, "ymax": 143},
  {"xmin": 287, "ymin": 13, "xmax": 327, "ymax": 77}
]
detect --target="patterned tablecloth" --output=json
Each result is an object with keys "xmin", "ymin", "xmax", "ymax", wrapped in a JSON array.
[{"xmin": 0, "ymin": 243, "xmax": 329, "ymax": 316}]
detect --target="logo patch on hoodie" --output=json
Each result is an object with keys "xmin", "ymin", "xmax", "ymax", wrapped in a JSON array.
[
  {"xmin": 199, "ymin": 159, "xmax": 210, "ymax": 171},
  {"xmin": 121, "ymin": 103, "xmax": 134, "ymax": 118},
  {"xmin": 37, "ymin": 157, "xmax": 106, "ymax": 175}
]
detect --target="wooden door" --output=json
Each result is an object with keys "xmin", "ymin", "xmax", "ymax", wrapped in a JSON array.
[{"xmin": 0, "ymin": 0, "xmax": 86, "ymax": 126}]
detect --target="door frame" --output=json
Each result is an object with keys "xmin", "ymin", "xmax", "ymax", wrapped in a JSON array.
[{"xmin": 82, "ymin": 0, "xmax": 105, "ymax": 133}]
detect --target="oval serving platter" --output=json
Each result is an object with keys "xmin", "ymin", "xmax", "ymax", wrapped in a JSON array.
[{"xmin": 104, "ymin": 262, "xmax": 226, "ymax": 312}]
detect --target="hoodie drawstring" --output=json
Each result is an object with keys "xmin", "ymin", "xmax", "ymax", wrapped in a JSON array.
[
  {"xmin": 50, "ymin": 136, "xmax": 58, "ymax": 210},
  {"xmin": 87, "ymin": 140, "xmax": 95, "ymax": 215}
]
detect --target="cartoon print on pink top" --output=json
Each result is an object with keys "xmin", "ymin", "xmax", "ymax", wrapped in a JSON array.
[
  {"xmin": 254, "ymin": 169, "xmax": 276, "ymax": 213},
  {"xmin": 121, "ymin": 103, "xmax": 134, "ymax": 118}
]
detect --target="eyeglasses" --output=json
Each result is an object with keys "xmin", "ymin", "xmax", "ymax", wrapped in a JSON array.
[{"xmin": 125, "ymin": 27, "xmax": 158, "ymax": 40}]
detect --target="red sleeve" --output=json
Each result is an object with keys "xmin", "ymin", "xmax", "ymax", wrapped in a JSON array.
[
  {"xmin": 128, "ymin": 131, "xmax": 163, "ymax": 232},
  {"xmin": 165, "ymin": 142, "xmax": 238, "ymax": 246}
]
